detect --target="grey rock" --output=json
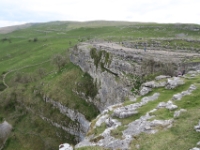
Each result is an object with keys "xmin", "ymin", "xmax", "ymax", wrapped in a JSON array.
[
  {"xmin": 142, "ymin": 81, "xmax": 156, "ymax": 88},
  {"xmin": 165, "ymin": 77, "xmax": 184, "ymax": 89},
  {"xmin": 190, "ymin": 148, "xmax": 200, "ymax": 150},
  {"xmin": 155, "ymin": 81, "xmax": 167, "ymax": 88},
  {"xmin": 157, "ymin": 102, "xmax": 167, "ymax": 108},
  {"xmin": 191, "ymin": 74, "xmax": 197, "ymax": 77},
  {"xmin": 113, "ymin": 93, "xmax": 159, "ymax": 118},
  {"xmin": 172, "ymin": 84, "xmax": 196, "ymax": 101},
  {"xmin": 59, "ymin": 143, "xmax": 73, "ymax": 150},
  {"xmin": 189, "ymin": 84, "xmax": 197, "ymax": 92},
  {"xmin": 155, "ymin": 75, "xmax": 171, "ymax": 80},
  {"xmin": 140, "ymin": 87, "xmax": 152, "ymax": 96},
  {"xmin": 166, "ymin": 101, "xmax": 178, "ymax": 110},
  {"xmin": 194, "ymin": 120, "xmax": 200, "ymax": 132},
  {"xmin": 141, "ymin": 93, "xmax": 160, "ymax": 105},
  {"xmin": 174, "ymin": 109, "xmax": 187, "ymax": 118},
  {"xmin": 188, "ymin": 71, "xmax": 198, "ymax": 74},
  {"xmin": 105, "ymin": 118, "xmax": 115, "ymax": 127},
  {"xmin": 150, "ymin": 119, "xmax": 173, "ymax": 128},
  {"xmin": 172, "ymin": 93, "xmax": 183, "ymax": 100},
  {"xmin": 113, "ymin": 107, "xmax": 138, "ymax": 118},
  {"xmin": 157, "ymin": 101, "xmax": 177, "ymax": 110},
  {"xmin": 43, "ymin": 96, "xmax": 90, "ymax": 141},
  {"xmin": 95, "ymin": 114, "xmax": 108, "ymax": 127},
  {"xmin": 0, "ymin": 121, "xmax": 12, "ymax": 149},
  {"xmin": 197, "ymin": 141, "xmax": 200, "ymax": 146}
]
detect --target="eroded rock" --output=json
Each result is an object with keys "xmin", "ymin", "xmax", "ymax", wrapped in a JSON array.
[
  {"xmin": 140, "ymin": 87, "xmax": 152, "ymax": 96},
  {"xmin": 194, "ymin": 120, "xmax": 200, "ymax": 132},
  {"xmin": 165, "ymin": 77, "xmax": 184, "ymax": 89},
  {"xmin": 155, "ymin": 75, "xmax": 171, "ymax": 80},
  {"xmin": 59, "ymin": 143, "xmax": 73, "ymax": 150},
  {"xmin": 95, "ymin": 114, "xmax": 109, "ymax": 127},
  {"xmin": 174, "ymin": 109, "xmax": 187, "ymax": 118}
]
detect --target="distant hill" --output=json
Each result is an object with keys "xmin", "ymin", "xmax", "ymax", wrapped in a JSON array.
[{"xmin": 0, "ymin": 23, "xmax": 34, "ymax": 34}]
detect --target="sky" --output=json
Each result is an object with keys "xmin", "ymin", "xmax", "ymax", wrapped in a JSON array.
[{"xmin": 0, "ymin": 0, "xmax": 200, "ymax": 27}]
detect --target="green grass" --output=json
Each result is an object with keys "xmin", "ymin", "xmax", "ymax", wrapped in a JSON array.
[
  {"xmin": 130, "ymin": 109, "xmax": 200, "ymax": 150},
  {"xmin": 109, "ymin": 77, "xmax": 195, "ymax": 140}
]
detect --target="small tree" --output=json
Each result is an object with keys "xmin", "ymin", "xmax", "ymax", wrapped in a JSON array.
[
  {"xmin": 37, "ymin": 68, "xmax": 46, "ymax": 78},
  {"xmin": 33, "ymin": 38, "xmax": 38, "ymax": 42},
  {"xmin": 52, "ymin": 54, "xmax": 67, "ymax": 71}
]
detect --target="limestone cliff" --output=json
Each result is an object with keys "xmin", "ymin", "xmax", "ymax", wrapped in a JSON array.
[
  {"xmin": 70, "ymin": 42, "xmax": 200, "ymax": 111},
  {"xmin": 70, "ymin": 42, "xmax": 141, "ymax": 111}
]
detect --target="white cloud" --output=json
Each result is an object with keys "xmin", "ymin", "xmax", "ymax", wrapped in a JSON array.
[{"xmin": 0, "ymin": 0, "xmax": 200, "ymax": 27}]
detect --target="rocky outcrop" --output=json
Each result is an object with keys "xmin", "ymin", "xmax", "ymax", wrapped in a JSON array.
[
  {"xmin": 0, "ymin": 121, "xmax": 12, "ymax": 150},
  {"xmin": 113, "ymin": 93, "xmax": 160, "ymax": 118},
  {"xmin": 59, "ymin": 143, "xmax": 73, "ymax": 150},
  {"xmin": 43, "ymin": 96, "xmax": 90, "ymax": 141},
  {"xmin": 174, "ymin": 109, "xmax": 187, "ymax": 118},
  {"xmin": 70, "ymin": 43, "xmax": 139, "ymax": 111},
  {"xmin": 194, "ymin": 121, "xmax": 200, "ymax": 132},
  {"xmin": 157, "ymin": 101, "xmax": 178, "ymax": 110},
  {"xmin": 165, "ymin": 77, "xmax": 184, "ymax": 89}
]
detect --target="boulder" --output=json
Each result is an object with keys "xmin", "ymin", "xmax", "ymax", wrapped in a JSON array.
[
  {"xmin": 190, "ymin": 148, "xmax": 200, "ymax": 150},
  {"xmin": 140, "ymin": 93, "xmax": 160, "ymax": 105},
  {"xmin": 113, "ymin": 107, "xmax": 138, "ymax": 118},
  {"xmin": 59, "ymin": 143, "xmax": 73, "ymax": 150},
  {"xmin": 154, "ymin": 81, "xmax": 167, "ymax": 88},
  {"xmin": 174, "ymin": 109, "xmax": 187, "ymax": 118},
  {"xmin": 155, "ymin": 75, "xmax": 171, "ymax": 80},
  {"xmin": 105, "ymin": 118, "xmax": 115, "ymax": 127},
  {"xmin": 95, "ymin": 114, "xmax": 108, "ymax": 127},
  {"xmin": 157, "ymin": 102, "xmax": 167, "ymax": 108},
  {"xmin": 189, "ymin": 84, "xmax": 197, "ymax": 92},
  {"xmin": 172, "ymin": 93, "xmax": 182, "ymax": 101},
  {"xmin": 165, "ymin": 77, "xmax": 184, "ymax": 89},
  {"xmin": 166, "ymin": 101, "xmax": 178, "ymax": 110},
  {"xmin": 187, "ymin": 71, "xmax": 198, "ymax": 74},
  {"xmin": 0, "ymin": 121, "xmax": 12, "ymax": 148},
  {"xmin": 172, "ymin": 84, "xmax": 196, "ymax": 101},
  {"xmin": 150, "ymin": 119, "xmax": 173, "ymax": 128},
  {"xmin": 142, "ymin": 81, "xmax": 156, "ymax": 88},
  {"xmin": 194, "ymin": 120, "xmax": 200, "ymax": 132},
  {"xmin": 140, "ymin": 87, "xmax": 152, "ymax": 96},
  {"xmin": 157, "ymin": 101, "xmax": 178, "ymax": 110}
]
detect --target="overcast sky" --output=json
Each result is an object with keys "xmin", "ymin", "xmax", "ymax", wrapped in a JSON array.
[{"xmin": 0, "ymin": 0, "xmax": 200, "ymax": 27}]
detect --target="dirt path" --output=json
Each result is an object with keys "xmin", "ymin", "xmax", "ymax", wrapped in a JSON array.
[{"xmin": 2, "ymin": 60, "xmax": 50, "ymax": 88}]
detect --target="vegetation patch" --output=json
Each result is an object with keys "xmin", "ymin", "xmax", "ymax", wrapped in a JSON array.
[
  {"xmin": 90, "ymin": 48, "xmax": 112, "ymax": 71},
  {"xmin": 76, "ymin": 72, "xmax": 98, "ymax": 99}
]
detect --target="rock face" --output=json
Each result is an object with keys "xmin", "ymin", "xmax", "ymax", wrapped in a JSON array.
[
  {"xmin": 113, "ymin": 93, "xmax": 160, "ymax": 119},
  {"xmin": 70, "ymin": 43, "xmax": 140, "ymax": 111},
  {"xmin": 0, "ymin": 121, "xmax": 12, "ymax": 149},
  {"xmin": 70, "ymin": 42, "xmax": 199, "ymax": 111},
  {"xmin": 70, "ymin": 42, "xmax": 200, "ymax": 149},
  {"xmin": 43, "ymin": 96, "xmax": 90, "ymax": 141}
]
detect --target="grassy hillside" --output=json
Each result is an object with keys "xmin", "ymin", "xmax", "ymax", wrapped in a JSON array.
[{"xmin": 0, "ymin": 21, "xmax": 200, "ymax": 150}]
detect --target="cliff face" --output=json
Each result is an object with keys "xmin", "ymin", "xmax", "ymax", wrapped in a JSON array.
[
  {"xmin": 71, "ymin": 42, "xmax": 200, "ymax": 111},
  {"xmin": 43, "ymin": 96, "xmax": 90, "ymax": 141},
  {"xmin": 70, "ymin": 42, "xmax": 142, "ymax": 111},
  {"xmin": 69, "ymin": 42, "xmax": 200, "ymax": 146}
]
